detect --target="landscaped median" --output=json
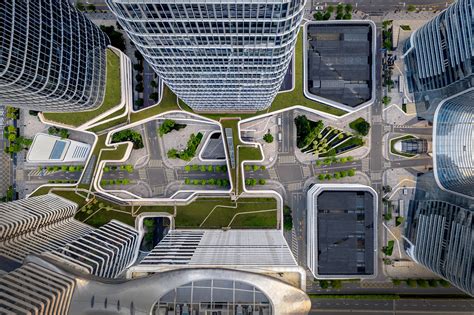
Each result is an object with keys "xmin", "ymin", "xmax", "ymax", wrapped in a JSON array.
[
  {"xmin": 390, "ymin": 135, "xmax": 417, "ymax": 158},
  {"xmin": 42, "ymin": 48, "xmax": 123, "ymax": 128}
]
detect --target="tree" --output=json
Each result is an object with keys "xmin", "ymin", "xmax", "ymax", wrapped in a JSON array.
[
  {"xmin": 382, "ymin": 96, "xmax": 392, "ymax": 106},
  {"xmin": 334, "ymin": 172, "xmax": 341, "ymax": 179},
  {"xmin": 323, "ymin": 12, "xmax": 331, "ymax": 20},
  {"xmin": 326, "ymin": 5, "xmax": 334, "ymax": 13},
  {"xmin": 253, "ymin": 165, "xmax": 260, "ymax": 171},
  {"xmin": 133, "ymin": 63, "xmax": 143, "ymax": 71},
  {"xmin": 319, "ymin": 280, "xmax": 329, "ymax": 289},
  {"xmin": 283, "ymin": 205, "xmax": 293, "ymax": 231},
  {"xmin": 348, "ymin": 169, "xmax": 355, "ymax": 176},
  {"xmin": 76, "ymin": 2, "xmax": 85, "ymax": 11},
  {"xmin": 150, "ymin": 80, "xmax": 158, "ymax": 88},
  {"xmin": 135, "ymin": 82, "xmax": 144, "ymax": 92},
  {"xmin": 314, "ymin": 12, "xmax": 323, "ymax": 20},
  {"xmin": 407, "ymin": 4, "xmax": 416, "ymax": 12},
  {"xmin": 318, "ymin": 174, "xmax": 325, "ymax": 180},
  {"xmin": 345, "ymin": 4, "xmax": 353, "ymax": 13},
  {"xmin": 112, "ymin": 129, "xmax": 144, "ymax": 149},
  {"xmin": 259, "ymin": 179, "xmax": 266, "ymax": 185},
  {"xmin": 350, "ymin": 118, "xmax": 371, "ymax": 136},
  {"xmin": 406, "ymin": 279, "xmax": 417, "ymax": 287},
  {"xmin": 343, "ymin": 13, "xmax": 352, "ymax": 20},
  {"xmin": 100, "ymin": 25, "xmax": 126, "ymax": 52},
  {"xmin": 184, "ymin": 165, "xmax": 191, "ymax": 172},
  {"xmin": 439, "ymin": 279, "xmax": 450, "ymax": 287},
  {"xmin": 263, "ymin": 133, "xmax": 274, "ymax": 143},
  {"xmin": 149, "ymin": 92, "xmax": 159, "ymax": 101},
  {"xmin": 325, "ymin": 174, "xmax": 332, "ymax": 180},
  {"xmin": 330, "ymin": 280, "xmax": 342, "ymax": 289},
  {"xmin": 135, "ymin": 74, "xmax": 143, "ymax": 82},
  {"xmin": 392, "ymin": 279, "xmax": 401, "ymax": 285},
  {"xmin": 134, "ymin": 50, "xmax": 143, "ymax": 60},
  {"xmin": 135, "ymin": 98, "xmax": 144, "ymax": 107},
  {"xmin": 185, "ymin": 178, "xmax": 191, "ymax": 184},
  {"xmin": 207, "ymin": 165, "xmax": 213, "ymax": 172},
  {"xmin": 416, "ymin": 279, "xmax": 429, "ymax": 288},
  {"xmin": 87, "ymin": 4, "xmax": 96, "ymax": 11},
  {"xmin": 428, "ymin": 279, "xmax": 438, "ymax": 287}
]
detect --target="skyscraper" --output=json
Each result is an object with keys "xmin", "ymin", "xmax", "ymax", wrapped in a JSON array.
[
  {"xmin": 433, "ymin": 90, "xmax": 474, "ymax": 198},
  {"xmin": 403, "ymin": 0, "xmax": 473, "ymax": 94},
  {"xmin": 0, "ymin": 0, "xmax": 109, "ymax": 112},
  {"xmin": 106, "ymin": 0, "xmax": 305, "ymax": 112},
  {"xmin": 0, "ymin": 194, "xmax": 139, "ymax": 278}
]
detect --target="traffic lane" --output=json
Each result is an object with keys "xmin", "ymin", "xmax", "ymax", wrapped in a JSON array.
[
  {"xmin": 393, "ymin": 127, "xmax": 433, "ymax": 136},
  {"xmin": 311, "ymin": 298, "xmax": 474, "ymax": 314},
  {"xmin": 390, "ymin": 157, "xmax": 432, "ymax": 169},
  {"xmin": 369, "ymin": 123, "xmax": 384, "ymax": 171}
]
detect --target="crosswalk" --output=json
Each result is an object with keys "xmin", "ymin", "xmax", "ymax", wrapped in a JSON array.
[
  {"xmin": 291, "ymin": 228, "xmax": 299, "ymax": 261},
  {"xmin": 302, "ymin": 166, "xmax": 311, "ymax": 178},
  {"xmin": 138, "ymin": 169, "xmax": 147, "ymax": 180},
  {"xmin": 370, "ymin": 172, "xmax": 382, "ymax": 181},
  {"xmin": 372, "ymin": 115, "xmax": 382, "ymax": 123},
  {"xmin": 278, "ymin": 155, "xmax": 296, "ymax": 164},
  {"xmin": 267, "ymin": 168, "xmax": 278, "ymax": 180},
  {"xmin": 148, "ymin": 159, "xmax": 163, "ymax": 168},
  {"xmin": 165, "ymin": 169, "xmax": 175, "ymax": 181},
  {"xmin": 361, "ymin": 159, "xmax": 370, "ymax": 172},
  {"xmin": 28, "ymin": 169, "xmax": 58, "ymax": 177},
  {"xmin": 287, "ymin": 182, "xmax": 302, "ymax": 192}
]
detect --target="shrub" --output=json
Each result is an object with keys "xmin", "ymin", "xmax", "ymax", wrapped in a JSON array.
[
  {"xmin": 318, "ymin": 174, "xmax": 325, "ymax": 180},
  {"xmin": 428, "ymin": 279, "xmax": 438, "ymax": 287},
  {"xmin": 319, "ymin": 280, "xmax": 330, "ymax": 289},
  {"xmin": 263, "ymin": 133, "xmax": 274, "ymax": 143},
  {"xmin": 112, "ymin": 129, "xmax": 144, "ymax": 149},
  {"xmin": 244, "ymin": 165, "xmax": 251, "ymax": 171},
  {"xmin": 184, "ymin": 165, "xmax": 191, "ymax": 172},
  {"xmin": 134, "ymin": 99, "xmax": 144, "ymax": 107},
  {"xmin": 158, "ymin": 119, "xmax": 186, "ymax": 136},
  {"xmin": 348, "ymin": 169, "xmax": 355, "ymax": 176},
  {"xmin": 200, "ymin": 165, "xmax": 207, "ymax": 172},
  {"xmin": 349, "ymin": 118, "xmax": 371, "ymax": 136},
  {"xmin": 325, "ymin": 174, "xmax": 332, "ymax": 180},
  {"xmin": 439, "ymin": 279, "xmax": 450, "ymax": 287},
  {"xmin": 207, "ymin": 165, "xmax": 213, "ymax": 172},
  {"xmin": 392, "ymin": 279, "xmax": 401, "ymax": 285},
  {"xmin": 395, "ymin": 216, "xmax": 405, "ymax": 226},
  {"xmin": 416, "ymin": 279, "xmax": 429, "ymax": 288},
  {"xmin": 184, "ymin": 178, "xmax": 191, "ymax": 184},
  {"xmin": 253, "ymin": 165, "xmax": 260, "ymax": 171},
  {"xmin": 406, "ymin": 279, "xmax": 417, "ymax": 287},
  {"xmin": 259, "ymin": 179, "xmax": 266, "ymax": 185},
  {"xmin": 330, "ymin": 280, "xmax": 342, "ymax": 289}
]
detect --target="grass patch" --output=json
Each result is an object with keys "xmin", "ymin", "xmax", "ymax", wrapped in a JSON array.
[
  {"xmin": 175, "ymin": 197, "xmax": 277, "ymax": 228},
  {"xmin": 43, "ymin": 49, "xmax": 122, "ymax": 127},
  {"xmin": 390, "ymin": 135, "xmax": 416, "ymax": 157}
]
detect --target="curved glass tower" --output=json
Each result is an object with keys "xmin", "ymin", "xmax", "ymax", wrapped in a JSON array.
[
  {"xmin": 0, "ymin": 0, "xmax": 109, "ymax": 112},
  {"xmin": 433, "ymin": 90, "xmax": 474, "ymax": 198},
  {"xmin": 106, "ymin": 0, "xmax": 305, "ymax": 112},
  {"xmin": 404, "ymin": 0, "xmax": 473, "ymax": 93}
]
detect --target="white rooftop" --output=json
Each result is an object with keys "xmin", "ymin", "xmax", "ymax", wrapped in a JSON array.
[{"xmin": 27, "ymin": 133, "xmax": 90, "ymax": 163}]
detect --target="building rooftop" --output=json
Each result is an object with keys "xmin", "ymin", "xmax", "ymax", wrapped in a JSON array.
[
  {"xmin": 307, "ymin": 184, "xmax": 377, "ymax": 279},
  {"xmin": 305, "ymin": 22, "xmax": 375, "ymax": 109},
  {"xmin": 26, "ymin": 133, "xmax": 91, "ymax": 163}
]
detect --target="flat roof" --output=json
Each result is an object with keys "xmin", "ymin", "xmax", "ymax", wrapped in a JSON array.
[
  {"xmin": 306, "ymin": 22, "xmax": 375, "ymax": 108},
  {"xmin": 27, "ymin": 134, "xmax": 69, "ymax": 162},
  {"xmin": 316, "ymin": 191, "xmax": 375, "ymax": 276},
  {"xmin": 307, "ymin": 184, "xmax": 377, "ymax": 278}
]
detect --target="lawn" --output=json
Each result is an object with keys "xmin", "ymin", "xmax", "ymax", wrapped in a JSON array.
[
  {"xmin": 175, "ymin": 197, "xmax": 277, "ymax": 228},
  {"xmin": 220, "ymin": 119, "xmax": 263, "ymax": 195},
  {"xmin": 43, "ymin": 49, "xmax": 122, "ymax": 127},
  {"xmin": 390, "ymin": 135, "xmax": 416, "ymax": 157}
]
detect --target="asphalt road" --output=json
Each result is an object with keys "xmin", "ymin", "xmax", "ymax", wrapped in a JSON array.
[
  {"xmin": 390, "ymin": 157, "xmax": 432, "ymax": 169},
  {"xmin": 324, "ymin": 0, "xmax": 454, "ymax": 14},
  {"xmin": 393, "ymin": 126, "xmax": 433, "ymax": 136},
  {"xmin": 310, "ymin": 298, "xmax": 474, "ymax": 314}
]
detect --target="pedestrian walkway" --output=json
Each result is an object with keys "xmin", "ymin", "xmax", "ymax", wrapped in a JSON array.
[
  {"xmin": 139, "ymin": 169, "xmax": 147, "ymax": 180},
  {"xmin": 148, "ymin": 159, "xmax": 162, "ymax": 168},
  {"xmin": 278, "ymin": 155, "xmax": 296, "ymax": 164},
  {"xmin": 302, "ymin": 166, "xmax": 311, "ymax": 178},
  {"xmin": 287, "ymin": 182, "xmax": 302, "ymax": 191}
]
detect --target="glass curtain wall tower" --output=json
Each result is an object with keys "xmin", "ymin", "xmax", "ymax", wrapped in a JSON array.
[
  {"xmin": 403, "ymin": 0, "xmax": 473, "ymax": 93},
  {"xmin": 106, "ymin": 0, "xmax": 305, "ymax": 112},
  {"xmin": 0, "ymin": 0, "xmax": 109, "ymax": 112}
]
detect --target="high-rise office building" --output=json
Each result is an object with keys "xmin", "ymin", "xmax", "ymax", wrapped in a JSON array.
[
  {"xmin": 0, "ymin": 194, "xmax": 139, "ymax": 278},
  {"xmin": 405, "ymin": 199, "xmax": 473, "ymax": 295},
  {"xmin": 0, "ymin": 0, "xmax": 109, "ymax": 112},
  {"xmin": 106, "ymin": 0, "xmax": 305, "ymax": 112},
  {"xmin": 433, "ymin": 90, "xmax": 474, "ymax": 198},
  {"xmin": 404, "ymin": 0, "xmax": 473, "ymax": 94}
]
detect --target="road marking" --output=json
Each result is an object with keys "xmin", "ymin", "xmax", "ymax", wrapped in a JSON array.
[
  {"xmin": 148, "ymin": 159, "xmax": 162, "ymax": 167},
  {"xmin": 278, "ymin": 155, "xmax": 296, "ymax": 163}
]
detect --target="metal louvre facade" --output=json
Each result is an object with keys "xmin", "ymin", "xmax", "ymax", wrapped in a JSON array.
[
  {"xmin": 138, "ymin": 230, "xmax": 297, "ymax": 267},
  {"xmin": 44, "ymin": 221, "xmax": 140, "ymax": 278},
  {"xmin": 0, "ymin": 263, "xmax": 76, "ymax": 315},
  {"xmin": 0, "ymin": 0, "xmax": 109, "ymax": 112},
  {"xmin": 404, "ymin": 0, "xmax": 473, "ymax": 93},
  {"xmin": 433, "ymin": 90, "xmax": 474, "ymax": 198},
  {"xmin": 405, "ymin": 200, "xmax": 473, "ymax": 295},
  {"xmin": 106, "ymin": 0, "xmax": 305, "ymax": 112}
]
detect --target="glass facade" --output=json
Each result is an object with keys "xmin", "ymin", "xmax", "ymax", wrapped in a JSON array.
[
  {"xmin": 0, "ymin": 0, "xmax": 109, "ymax": 112},
  {"xmin": 433, "ymin": 90, "xmax": 474, "ymax": 198},
  {"xmin": 106, "ymin": 0, "xmax": 305, "ymax": 112},
  {"xmin": 404, "ymin": 0, "xmax": 473, "ymax": 93}
]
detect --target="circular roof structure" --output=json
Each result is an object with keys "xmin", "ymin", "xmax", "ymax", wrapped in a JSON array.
[{"xmin": 153, "ymin": 279, "xmax": 272, "ymax": 314}]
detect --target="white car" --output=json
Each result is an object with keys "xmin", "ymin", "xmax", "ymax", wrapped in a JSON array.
[{"xmin": 315, "ymin": 5, "xmax": 324, "ymax": 10}]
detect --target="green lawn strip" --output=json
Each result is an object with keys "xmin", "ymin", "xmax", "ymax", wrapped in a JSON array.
[
  {"xmin": 309, "ymin": 294, "xmax": 400, "ymax": 300},
  {"xmin": 43, "ymin": 49, "xmax": 121, "ymax": 127},
  {"xmin": 89, "ymin": 114, "xmax": 128, "ymax": 134},
  {"xmin": 130, "ymin": 85, "xmax": 192, "ymax": 123},
  {"xmin": 175, "ymin": 197, "xmax": 276, "ymax": 228},
  {"xmin": 348, "ymin": 117, "xmax": 366, "ymax": 131},
  {"xmin": 220, "ymin": 120, "xmax": 263, "ymax": 195},
  {"xmin": 229, "ymin": 210, "xmax": 277, "ymax": 228},
  {"xmin": 390, "ymin": 135, "xmax": 416, "ymax": 157}
]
